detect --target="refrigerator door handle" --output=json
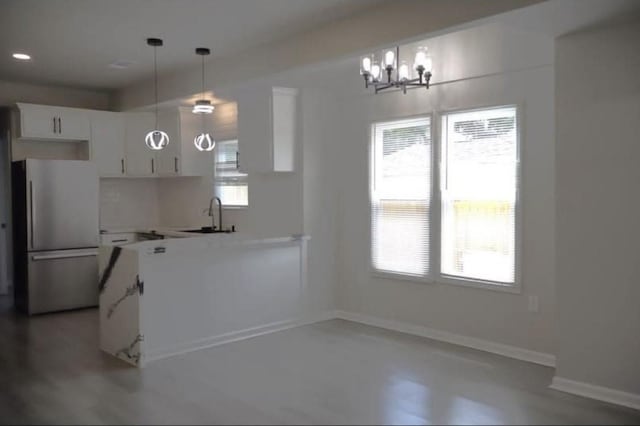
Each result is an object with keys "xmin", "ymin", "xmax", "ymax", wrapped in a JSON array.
[
  {"xmin": 31, "ymin": 251, "xmax": 98, "ymax": 261},
  {"xmin": 29, "ymin": 181, "xmax": 34, "ymax": 249}
]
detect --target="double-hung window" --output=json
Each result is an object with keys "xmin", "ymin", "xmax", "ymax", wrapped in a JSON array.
[
  {"xmin": 371, "ymin": 117, "xmax": 432, "ymax": 278},
  {"xmin": 214, "ymin": 140, "xmax": 248, "ymax": 207},
  {"xmin": 370, "ymin": 106, "xmax": 519, "ymax": 288}
]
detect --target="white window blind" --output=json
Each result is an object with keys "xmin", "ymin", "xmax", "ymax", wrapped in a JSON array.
[
  {"xmin": 215, "ymin": 140, "xmax": 248, "ymax": 207},
  {"xmin": 440, "ymin": 106, "xmax": 518, "ymax": 284},
  {"xmin": 371, "ymin": 117, "xmax": 431, "ymax": 277}
]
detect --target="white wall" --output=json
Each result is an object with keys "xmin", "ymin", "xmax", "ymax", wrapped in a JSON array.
[
  {"xmin": 333, "ymin": 23, "xmax": 556, "ymax": 354},
  {"xmin": 0, "ymin": 79, "xmax": 111, "ymax": 109},
  {"xmin": 114, "ymin": 0, "xmax": 541, "ymax": 110},
  {"xmin": 555, "ymin": 17, "xmax": 640, "ymax": 395}
]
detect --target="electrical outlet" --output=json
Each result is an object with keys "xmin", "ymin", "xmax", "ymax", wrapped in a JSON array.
[{"xmin": 528, "ymin": 295, "xmax": 540, "ymax": 313}]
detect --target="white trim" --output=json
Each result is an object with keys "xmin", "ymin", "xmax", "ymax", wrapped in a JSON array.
[
  {"xmin": 334, "ymin": 310, "xmax": 556, "ymax": 367},
  {"xmin": 143, "ymin": 311, "xmax": 337, "ymax": 366},
  {"xmin": 550, "ymin": 376, "xmax": 640, "ymax": 411}
]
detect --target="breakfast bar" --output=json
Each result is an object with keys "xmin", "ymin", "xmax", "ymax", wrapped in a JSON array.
[{"xmin": 98, "ymin": 234, "xmax": 309, "ymax": 367}]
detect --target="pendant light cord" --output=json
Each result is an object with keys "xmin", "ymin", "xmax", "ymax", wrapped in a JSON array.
[
  {"xmin": 201, "ymin": 53, "xmax": 206, "ymax": 130},
  {"xmin": 154, "ymin": 45, "xmax": 158, "ymax": 130}
]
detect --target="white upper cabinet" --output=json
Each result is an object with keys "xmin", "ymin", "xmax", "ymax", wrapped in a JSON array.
[
  {"xmin": 90, "ymin": 111, "xmax": 126, "ymax": 177},
  {"xmin": 17, "ymin": 103, "xmax": 90, "ymax": 141},
  {"xmin": 155, "ymin": 110, "xmax": 182, "ymax": 176},
  {"xmin": 176, "ymin": 107, "xmax": 214, "ymax": 177},
  {"xmin": 124, "ymin": 112, "xmax": 156, "ymax": 177},
  {"xmin": 237, "ymin": 87, "xmax": 297, "ymax": 173},
  {"xmin": 123, "ymin": 109, "xmax": 212, "ymax": 178}
]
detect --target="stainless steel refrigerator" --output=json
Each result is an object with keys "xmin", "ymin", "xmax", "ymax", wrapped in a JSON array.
[{"xmin": 12, "ymin": 159, "xmax": 99, "ymax": 315}]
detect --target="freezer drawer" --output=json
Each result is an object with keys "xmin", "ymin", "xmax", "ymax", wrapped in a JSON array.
[{"xmin": 27, "ymin": 248, "xmax": 99, "ymax": 314}]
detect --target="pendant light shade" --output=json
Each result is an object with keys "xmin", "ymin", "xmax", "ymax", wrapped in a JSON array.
[
  {"xmin": 193, "ymin": 47, "xmax": 215, "ymax": 152},
  {"xmin": 194, "ymin": 133, "xmax": 215, "ymax": 151},
  {"xmin": 145, "ymin": 38, "xmax": 169, "ymax": 150}
]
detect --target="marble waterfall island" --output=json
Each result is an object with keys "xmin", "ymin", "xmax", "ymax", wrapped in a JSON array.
[{"xmin": 98, "ymin": 234, "xmax": 309, "ymax": 367}]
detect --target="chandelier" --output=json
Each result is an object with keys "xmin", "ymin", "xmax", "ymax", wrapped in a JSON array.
[{"xmin": 360, "ymin": 46, "xmax": 432, "ymax": 94}]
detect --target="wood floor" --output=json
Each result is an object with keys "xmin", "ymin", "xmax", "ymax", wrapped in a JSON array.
[{"xmin": 0, "ymin": 299, "xmax": 639, "ymax": 425}]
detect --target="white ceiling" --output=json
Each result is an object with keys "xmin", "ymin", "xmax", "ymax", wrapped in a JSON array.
[{"xmin": 0, "ymin": 0, "xmax": 383, "ymax": 90}]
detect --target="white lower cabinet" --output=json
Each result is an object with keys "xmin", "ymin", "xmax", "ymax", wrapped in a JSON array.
[{"xmin": 100, "ymin": 233, "xmax": 138, "ymax": 246}]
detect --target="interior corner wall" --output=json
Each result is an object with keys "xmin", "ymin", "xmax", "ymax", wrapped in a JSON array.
[{"xmin": 555, "ymin": 18, "xmax": 640, "ymax": 395}]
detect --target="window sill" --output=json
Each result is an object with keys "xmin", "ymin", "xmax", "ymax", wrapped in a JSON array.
[
  {"xmin": 370, "ymin": 269, "xmax": 521, "ymax": 294},
  {"xmin": 222, "ymin": 205, "xmax": 248, "ymax": 210}
]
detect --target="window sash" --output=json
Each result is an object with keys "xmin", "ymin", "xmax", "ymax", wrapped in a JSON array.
[
  {"xmin": 370, "ymin": 116, "xmax": 432, "ymax": 278},
  {"xmin": 215, "ymin": 139, "xmax": 248, "ymax": 207}
]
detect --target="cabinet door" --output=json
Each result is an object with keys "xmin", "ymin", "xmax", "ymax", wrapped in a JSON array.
[
  {"xmin": 237, "ymin": 88, "xmax": 271, "ymax": 173},
  {"xmin": 155, "ymin": 110, "xmax": 181, "ymax": 176},
  {"xmin": 57, "ymin": 108, "xmax": 90, "ymax": 140},
  {"xmin": 18, "ymin": 103, "xmax": 90, "ymax": 141},
  {"xmin": 90, "ymin": 111, "xmax": 125, "ymax": 177},
  {"xmin": 124, "ymin": 112, "xmax": 156, "ymax": 176},
  {"xmin": 18, "ymin": 104, "xmax": 58, "ymax": 139},
  {"xmin": 271, "ymin": 88, "xmax": 296, "ymax": 172},
  {"xmin": 178, "ymin": 108, "xmax": 214, "ymax": 177}
]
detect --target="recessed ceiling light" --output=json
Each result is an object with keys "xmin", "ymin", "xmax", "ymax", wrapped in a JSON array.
[
  {"xmin": 109, "ymin": 59, "xmax": 136, "ymax": 69},
  {"xmin": 12, "ymin": 53, "xmax": 31, "ymax": 61}
]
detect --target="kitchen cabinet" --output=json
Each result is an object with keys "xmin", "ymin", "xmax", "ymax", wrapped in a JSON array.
[
  {"xmin": 100, "ymin": 233, "xmax": 138, "ymax": 246},
  {"xmin": 237, "ymin": 87, "xmax": 297, "ymax": 173},
  {"xmin": 16, "ymin": 103, "xmax": 90, "ymax": 141},
  {"xmin": 124, "ymin": 110, "xmax": 212, "ymax": 178},
  {"xmin": 175, "ymin": 107, "xmax": 214, "ymax": 177},
  {"xmin": 90, "ymin": 111, "xmax": 126, "ymax": 177},
  {"xmin": 155, "ymin": 110, "xmax": 181, "ymax": 176},
  {"xmin": 124, "ymin": 112, "xmax": 156, "ymax": 177}
]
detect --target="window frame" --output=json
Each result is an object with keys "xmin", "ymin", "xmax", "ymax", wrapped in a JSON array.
[
  {"xmin": 368, "ymin": 104, "xmax": 523, "ymax": 294},
  {"xmin": 214, "ymin": 139, "xmax": 248, "ymax": 209}
]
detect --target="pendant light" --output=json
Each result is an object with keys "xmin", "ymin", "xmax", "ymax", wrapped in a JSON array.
[
  {"xmin": 144, "ymin": 38, "xmax": 169, "ymax": 150},
  {"xmin": 193, "ymin": 47, "xmax": 215, "ymax": 152}
]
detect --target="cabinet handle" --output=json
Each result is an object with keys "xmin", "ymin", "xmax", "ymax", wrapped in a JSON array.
[
  {"xmin": 53, "ymin": 117, "xmax": 57, "ymax": 134},
  {"xmin": 174, "ymin": 157, "xmax": 178, "ymax": 173},
  {"xmin": 151, "ymin": 158, "xmax": 155, "ymax": 174},
  {"xmin": 58, "ymin": 117, "xmax": 62, "ymax": 134},
  {"xmin": 121, "ymin": 158, "xmax": 125, "ymax": 174},
  {"xmin": 236, "ymin": 151, "xmax": 239, "ymax": 170}
]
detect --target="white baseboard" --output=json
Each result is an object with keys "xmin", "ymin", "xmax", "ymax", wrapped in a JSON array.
[
  {"xmin": 144, "ymin": 311, "xmax": 338, "ymax": 365},
  {"xmin": 550, "ymin": 376, "xmax": 640, "ymax": 411},
  {"xmin": 334, "ymin": 310, "xmax": 556, "ymax": 367}
]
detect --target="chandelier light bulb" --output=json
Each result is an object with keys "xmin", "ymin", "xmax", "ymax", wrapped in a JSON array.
[
  {"xmin": 370, "ymin": 62, "xmax": 381, "ymax": 81},
  {"xmin": 361, "ymin": 56, "xmax": 371, "ymax": 74},
  {"xmin": 398, "ymin": 61, "xmax": 410, "ymax": 81},
  {"xmin": 414, "ymin": 46, "xmax": 428, "ymax": 70},
  {"xmin": 145, "ymin": 130, "xmax": 170, "ymax": 150},
  {"xmin": 384, "ymin": 50, "xmax": 395, "ymax": 68},
  {"xmin": 194, "ymin": 133, "xmax": 215, "ymax": 151}
]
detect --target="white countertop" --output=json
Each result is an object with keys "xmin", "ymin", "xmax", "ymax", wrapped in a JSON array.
[{"xmin": 100, "ymin": 227, "xmax": 309, "ymax": 253}]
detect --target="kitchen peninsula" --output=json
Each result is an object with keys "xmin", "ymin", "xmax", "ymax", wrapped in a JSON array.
[{"xmin": 98, "ymin": 233, "xmax": 309, "ymax": 367}]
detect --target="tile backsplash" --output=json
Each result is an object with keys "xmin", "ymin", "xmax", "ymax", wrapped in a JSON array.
[{"xmin": 100, "ymin": 178, "xmax": 160, "ymax": 230}]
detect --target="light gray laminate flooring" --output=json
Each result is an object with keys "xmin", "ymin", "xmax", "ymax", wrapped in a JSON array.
[{"xmin": 0, "ymin": 298, "xmax": 638, "ymax": 425}]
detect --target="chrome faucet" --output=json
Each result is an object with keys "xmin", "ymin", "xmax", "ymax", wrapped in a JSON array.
[{"xmin": 207, "ymin": 196, "xmax": 223, "ymax": 231}]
